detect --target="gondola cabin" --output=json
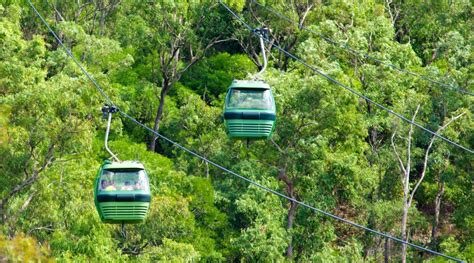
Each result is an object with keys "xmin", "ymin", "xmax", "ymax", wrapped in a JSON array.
[
  {"xmin": 223, "ymin": 80, "xmax": 276, "ymax": 139},
  {"xmin": 94, "ymin": 160, "xmax": 151, "ymax": 224}
]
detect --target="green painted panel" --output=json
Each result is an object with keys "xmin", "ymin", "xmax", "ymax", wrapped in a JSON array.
[
  {"xmin": 224, "ymin": 119, "xmax": 275, "ymax": 139},
  {"xmin": 98, "ymin": 202, "xmax": 150, "ymax": 224}
]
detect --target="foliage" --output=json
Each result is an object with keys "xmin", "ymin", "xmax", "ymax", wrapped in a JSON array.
[
  {"xmin": 181, "ymin": 52, "xmax": 255, "ymax": 101},
  {"xmin": 0, "ymin": 233, "xmax": 52, "ymax": 262},
  {"xmin": 0, "ymin": 1, "xmax": 472, "ymax": 262}
]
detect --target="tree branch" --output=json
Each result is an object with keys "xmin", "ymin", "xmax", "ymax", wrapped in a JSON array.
[
  {"xmin": 1, "ymin": 143, "xmax": 55, "ymax": 210},
  {"xmin": 27, "ymin": 225, "xmax": 54, "ymax": 235},
  {"xmin": 408, "ymin": 112, "xmax": 465, "ymax": 207},
  {"xmin": 391, "ymin": 130, "xmax": 406, "ymax": 174},
  {"xmin": 174, "ymin": 36, "xmax": 232, "ymax": 82},
  {"xmin": 406, "ymin": 104, "xmax": 420, "ymax": 187},
  {"xmin": 271, "ymin": 138, "xmax": 284, "ymax": 153},
  {"xmin": 298, "ymin": 4, "xmax": 313, "ymax": 29}
]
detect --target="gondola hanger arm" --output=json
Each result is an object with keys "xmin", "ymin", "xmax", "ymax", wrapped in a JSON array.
[
  {"xmin": 102, "ymin": 105, "xmax": 120, "ymax": 162},
  {"xmin": 254, "ymin": 27, "xmax": 269, "ymax": 79}
]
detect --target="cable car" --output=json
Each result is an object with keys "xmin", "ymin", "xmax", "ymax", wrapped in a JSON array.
[
  {"xmin": 94, "ymin": 105, "xmax": 151, "ymax": 224},
  {"xmin": 223, "ymin": 27, "xmax": 276, "ymax": 140},
  {"xmin": 94, "ymin": 160, "xmax": 151, "ymax": 224},
  {"xmin": 223, "ymin": 80, "xmax": 276, "ymax": 139}
]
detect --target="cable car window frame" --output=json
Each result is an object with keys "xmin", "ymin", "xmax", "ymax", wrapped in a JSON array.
[
  {"xmin": 98, "ymin": 169, "xmax": 150, "ymax": 193},
  {"xmin": 227, "ymin": 88, "xmax": 274, "ymax": 110}
]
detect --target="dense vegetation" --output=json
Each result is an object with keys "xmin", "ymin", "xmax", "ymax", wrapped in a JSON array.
[{"xmin": 1, "ymin": 0, "xmax": 472, "ymax": 261}]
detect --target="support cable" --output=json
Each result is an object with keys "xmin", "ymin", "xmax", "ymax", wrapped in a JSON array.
[
  {"xmin": 251, "ymin": 0, "xmax": 474, "ymax": 96},
  {"xmin": 218, "ymin": 1, "xmax": 473, "ymax": 154},
  {"xmin": 27, "ymin": 0, "xmax": 116, "ymax": 106},
  {"xmin": 120, "ymin": 110, "xmax": 464, "ymax": 263}
]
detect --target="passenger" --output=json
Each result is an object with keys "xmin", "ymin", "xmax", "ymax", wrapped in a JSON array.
[
  {"xmin": 100, "ymin": 180, "xmax": 107, "ymax": 190},
  {"xmin": 229, "ymin": 90, "xmax": 241, "ymax": 108},
  {"xmin": 134, "ymin": 181, "xmax": 143, "ymax": 190},
  {"xmin": 241, "ymin": 98, "xmax": 254, "ymax": 108},
  {"xmin": 104, "ymin": 181, "xmax": 116, "ymax": 191},
  {"xmin": 121, "ymin": 181, "xmax": 134, "ymax": 191}
]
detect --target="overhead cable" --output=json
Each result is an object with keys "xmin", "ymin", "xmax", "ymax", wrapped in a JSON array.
[
  {"xmin": 27, "ymin": 0, "xmax": 115, "ymax": 106},
  {"xmin": 219, "ymin": 1, "xmax": 473, "ymax": 154},
  {"xmin": 121, "ymin": 109, "xmax": 463, "ymax": 262},
  {"xmin": 252, "ymin": 0, "xmax": 474, "ymax": 96}
]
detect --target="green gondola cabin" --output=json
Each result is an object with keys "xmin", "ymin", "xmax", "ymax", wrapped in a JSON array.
[
  {"xmin": 223, "ymin": 80, "xmax": 276, "ymax": 139},
  {"xmin": 94, "ymin": 160, "xmax": 151, "ymax": 224}
]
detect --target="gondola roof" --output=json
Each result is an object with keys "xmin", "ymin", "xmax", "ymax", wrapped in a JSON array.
[
  {"xmin": 229, "ymin": 80, "xmax": 270, "ymax": 89},
  {"xmin": 102, "ymin": 160, "xmax": 145, "ymax": 170}
]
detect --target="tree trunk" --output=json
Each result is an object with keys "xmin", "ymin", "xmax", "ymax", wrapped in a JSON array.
[
  {"xmin": 399, "ymin": 106, "xmax": 418, "ymax": 263},
  {"xmin": 277, "ymin": 168, "xmax": 297, "ymax": 259},
  {"xmin": 401, "ymin": 197, "xmax": 409, "ymax": 263},
  {"xmin": 286, "ymin": 198, "xmax": 297, "ymax": 258},
  {"xmin": 0, "ymin": 199, "xmax": 6, "ymax": 225},
  {"xmin": 384, "ymin": 238, "xmax": 390, "ymax": 263},
  {"xmin": 148, "ymin": 83, "xmax": 169, "ymax": 151},
  {"xmin": 431, "ymin": 180, "xmax": 444, "ymax": 245},
  {"xmin": 98, "ymin": 0, "xmax": 105, "ymax": 35},
  {"xmin": 392, "ymin": 109, "xmax": 463, "ymax": 263},
  {"xmin": 401, "ymin": 164, "xmax": 410, "ymax": 263}
]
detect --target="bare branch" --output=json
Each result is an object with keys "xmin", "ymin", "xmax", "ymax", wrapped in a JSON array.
[
  {"xmin": 27, "ymin": 225, "xmax": 54, "ymax": 235},
  {"xmin": 1, "ymin": 143, "xmax": 55, "ymax": 209},
  {"xmin": 408, "ymin": 112, "xmax": 465, "ymax": 207},
  {"xmin": 8, "ymin": 191, "xmax": 36, "ymax": 229},
  {"xmin": 19, "ymin": 192, "xmax": 35, "ymax": 213},
  {"xmin": 406, "ymin": 104, "xmax": 420, "ymax": 183},
  {"xmin": 175, "ymin": 37, "xmax": 233, "ymax": 82},
  {"xmin": 391, "ymin": 130, "xmax": 406, "ymax": 174},
  {"xmin": 46, "ymin": 0, "xmax": 65, "ymax": 22},
  {"xmin": 298, "ymin": 4, "xmax": 313, "ymax": 29},
  {"xmin": 271, "ymin": 138, "xmax": 284, "ymax": 153}
]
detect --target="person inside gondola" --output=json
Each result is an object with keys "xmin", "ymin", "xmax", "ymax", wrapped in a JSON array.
[
  {"xmin": 121, "ymin": 181, "xmax": 134, "ymax": 191},
  {"xmin": 104, "ymin": 181, "xmax": 116, "ymax": 191},
  {"xmin": 229, "ymin": 89, "xmax": 241, "ymax": 108},
  {"xmin": 134, "ymin": 180, "xmax": 143, "ymax": 190},
  {"xmin": 100, "ymin": 180, "xmax": 107, "ymax": 190}
]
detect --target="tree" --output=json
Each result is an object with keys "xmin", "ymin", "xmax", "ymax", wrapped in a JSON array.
[
  {"xmin": 233, "ymin": 1, "xmax": 316, "ymax": 71},
  {"xmin": 0, "ymin": 233, "xmax": 52, "ymax": 262},
  {"xmin": 113, "ymin": 1, "xmax": 231, "ymax": 151},
  {"xmin": 0, "ymin": 5, "xmax": 95, "ymax": 229},
  {"xmin": 181, "ymin": 52, "xmax": 255, "ymax": 101},
  {"xmin": 391, "ymin": 106, "xmax": 465, "ymax": 262}
]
